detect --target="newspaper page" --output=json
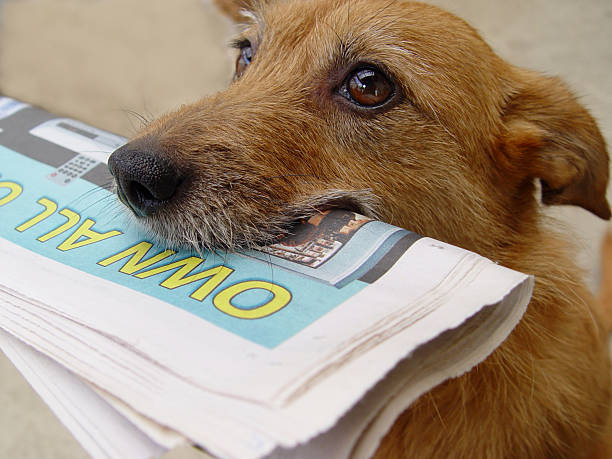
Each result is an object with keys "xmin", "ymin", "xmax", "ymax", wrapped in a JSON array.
[
  {"xmin": 0, "ymin": 328, "xmax": 171, "ymax": 458},
  {"xmin": 0, "ymin": 97, "xmax": 533, "ymax": 458}
]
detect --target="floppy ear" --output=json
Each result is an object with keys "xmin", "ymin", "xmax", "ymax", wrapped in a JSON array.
[
  {"xmin": 212, "ymin": 0, "xmax": 257, "ymax": 22},
  {"xmin": 500, "ymin": 69, "xmax": 611, "ymax": 220}
]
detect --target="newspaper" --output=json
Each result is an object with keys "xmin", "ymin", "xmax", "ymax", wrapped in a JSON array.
[{"xmin": 0, "ymin": 97, "xmax": 534, "ymax": 459}]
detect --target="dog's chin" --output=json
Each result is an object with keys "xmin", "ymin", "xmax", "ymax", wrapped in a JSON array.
[{"xmin": 118, "ymin": 188, "xmax": 380, "ymax": 253}]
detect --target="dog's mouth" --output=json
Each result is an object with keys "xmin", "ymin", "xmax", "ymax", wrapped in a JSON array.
[
  {"xmin": 122, "ymin": 188, "xmax": 380, "ymax": 253},
  {"xmin": 280, "ymin": 192, "xmax": 378, "ymax": 236}
]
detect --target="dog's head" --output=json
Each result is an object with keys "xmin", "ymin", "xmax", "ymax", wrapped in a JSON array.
[{"xmin": 108, "ymin": 0, "xmax": 610, "ymax": 255}]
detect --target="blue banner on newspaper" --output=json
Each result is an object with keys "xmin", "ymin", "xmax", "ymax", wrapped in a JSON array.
[{"xmin": 0, "ymin": 115, "xmax": 419, "ymax": 348}]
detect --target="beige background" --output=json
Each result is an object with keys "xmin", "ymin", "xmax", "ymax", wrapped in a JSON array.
[{"xmin": 1, "ymin": 0, "xmax": 611, "ymax": 457}]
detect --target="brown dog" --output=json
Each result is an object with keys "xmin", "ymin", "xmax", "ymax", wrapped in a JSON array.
[{"xmin": 107, "ymin": 0, "xmax": 612, "ymax": 457}]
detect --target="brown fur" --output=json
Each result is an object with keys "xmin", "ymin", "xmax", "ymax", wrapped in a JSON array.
[
  {"xmin": 118, "ymin": 0, "xmax": 612, "ymax": 456},
  {"xmin": 599, "ymin": 230, "xmax": 612, "ymax": 334}
]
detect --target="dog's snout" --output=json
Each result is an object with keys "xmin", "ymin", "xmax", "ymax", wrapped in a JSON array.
[{"xmin": 108, "ymin": 144, "xmax": 182, "ymax": 217}]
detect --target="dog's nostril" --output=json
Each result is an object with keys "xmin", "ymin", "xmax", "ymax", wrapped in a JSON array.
[
  {"xmin": 130, "ymin": 181, "xmax": 155, "ymax": 203},
  {"xmin": 123, "ymin": 175, "xmax": 180, "ymax": 217},
  {"xmin": 108, "ymin": 142, "xmax": 183, "ymax": 217}
]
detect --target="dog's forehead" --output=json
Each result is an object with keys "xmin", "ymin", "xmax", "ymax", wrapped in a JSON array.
[
  {"xmin": 249, "ymin": 0, "xmax": 506, "ymax": 95},
  {"xmin": 254, "ymin": 0, "xmax": 486, "ymax": 63}
]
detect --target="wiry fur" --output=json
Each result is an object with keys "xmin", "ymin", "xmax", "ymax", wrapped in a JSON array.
[
  {"xmin": 599, "ymin": 230, "xmax": 612, "ymax": 334},
  {"xmin": 115, "ymin": 0, "xmax": 612, "ymax": 456}
]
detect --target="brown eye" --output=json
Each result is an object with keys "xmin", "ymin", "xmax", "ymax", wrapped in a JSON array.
[
  {"xmin": 342, "ymin": 67, "xmax": 393, "ymax": 107},
  {"xmin": 235, "ymin": 43, "xmax": 253, "ymax": 79}
]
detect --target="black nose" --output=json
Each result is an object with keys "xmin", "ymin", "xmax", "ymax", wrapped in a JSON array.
[{"xmin": 108, "ymin": 143, "xmax": 182, "ymax": 217}]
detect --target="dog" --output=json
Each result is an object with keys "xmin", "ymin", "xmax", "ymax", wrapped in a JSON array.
[{"xmin": 107, "ymin": 0, "xmax": 612, "ymax": 456}]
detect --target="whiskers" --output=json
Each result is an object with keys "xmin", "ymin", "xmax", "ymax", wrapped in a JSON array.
[
  {"xmin": 120, "ymin": 108, "xmax": 153, "ymax": 135},
  {"xmin": 64, "ymin": 177, "xmax": 133, "ymax": 233},
  {"xmin": 69, "ymin": 179, "xmax": 114, "ymax": 209}
]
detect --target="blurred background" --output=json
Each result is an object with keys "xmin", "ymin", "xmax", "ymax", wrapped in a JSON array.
[{"xmin": 0, "ymin": 0, "xmax": 611, "ymax": 457}]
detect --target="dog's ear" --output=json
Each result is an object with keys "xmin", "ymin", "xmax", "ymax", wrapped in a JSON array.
[
  {"xmin": 212, "ymin": 0, "xmax": 259, "ymax": 22},
  {"xmin": 499, "ymin": 69, "xmax": 611, "ymax": 219}
]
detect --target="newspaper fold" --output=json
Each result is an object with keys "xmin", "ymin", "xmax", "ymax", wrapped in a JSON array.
[{"xmin": 0, "ymin": 97, "xmax": 533, "ymax": 458}]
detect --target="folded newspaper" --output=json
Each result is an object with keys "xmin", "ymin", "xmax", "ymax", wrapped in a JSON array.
[{"xmin": 0, "ymin": 97, "xmax": 534, "ymax": 459}]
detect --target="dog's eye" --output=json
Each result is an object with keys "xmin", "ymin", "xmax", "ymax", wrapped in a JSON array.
[
  {"xmin": 235, "ymin": 42, "xmax": 253, "ymax": 79},
  {"xmin": 340, "ymin": 67, "xmax": 393, "ymax": 107}
]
